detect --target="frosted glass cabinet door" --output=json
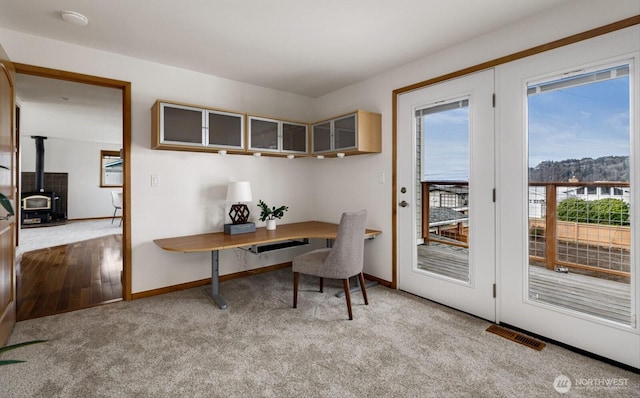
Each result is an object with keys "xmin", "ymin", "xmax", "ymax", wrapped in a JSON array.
[
  {"xmin": 207, "ymin": 111, "xmax": 244, "ymax": 149},
  {"xmin": 282, "ymin": 122, "xmax": 307, "ymax": 153},
  {"xmin": 161, "ymin": 103, "xmax": 205, "ymax": 145},
  {"xmin": 249, "ymin": 117, "xmax": 279, "ymax": 151},
  {"xmin": 312, "ymin": 121, "xmax": 332, "ymax": 153},
  {"xmin": 333, "ymin": 114, "xmax": 357, "ymax": 150}
]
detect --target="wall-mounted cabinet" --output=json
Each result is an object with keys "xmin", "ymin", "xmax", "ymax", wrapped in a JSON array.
[
  {"xmin": 152, "ymin": 100, "xmax": 380, "ymax": 158},
  {"xmin": 152, "ymin": 100, "xmax": 245, "ymax": 153},
  {"xmin": 311, "ymin": 110, "xmax": 381, "ymax": 156},
  {"xmin": 248, "ymin": 115, "xmax": 308, "ymax": 156}
]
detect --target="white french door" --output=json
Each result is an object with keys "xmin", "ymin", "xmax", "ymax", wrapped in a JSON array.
[
  {"xmin": 498, "ymin": 27, "xmax": 639, "ymax": 368},
  {"xmin": 397, "ymin": 69, "xmax": 496, "ymax": 321}
]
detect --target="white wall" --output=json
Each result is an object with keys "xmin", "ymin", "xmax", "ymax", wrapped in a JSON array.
[
  {"xmin": 0, "ymin": 0, "xmax": 637, "ymax": 292},
  {"xmin": 20, "ymin": 136, "xmax": 121, "ymax": 219}
]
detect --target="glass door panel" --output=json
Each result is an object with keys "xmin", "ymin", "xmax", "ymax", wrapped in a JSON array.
[
  {"xmin": 282, "ymin": 122, "xmax": 307, "ymax": 153},
  {"xmin": 527, "ymin": 63, "xmax": 633, "ymax": 325},
  {"xmin": 419, "ymin": 100, "xmax": 470, "ymax": 282},
  {"xmin": 161, "ymin": 104, "xmax": 204, "ymax": 144},
  {"xmin": 334, "ymin": 114, "xmax": 356, "ymax": 150},
  {"xmin": 249, "ymin": 117, "xmax": 279, "ymax": 151},
  {"xmin": 312, "ymin": 121, "xmax": 331, "ymax": 153},
  {"xmin": 208, "ymin": 111, "xmax": 243, "ymax": 148}
]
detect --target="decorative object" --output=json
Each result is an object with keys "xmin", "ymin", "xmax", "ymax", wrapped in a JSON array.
[
  {"xmin": 224, "ymin": 182, "xmax": 256, "ymax": 234},
  {"xmin": 227, "ymin": 182, "xmax": 252, "ymax": 224},
  {"xmin": 0, "ymin": 340, "xmax": 48, "ymax": 366},
  {"xmin": 257, "ymin": 200, "xmax": 288, "ymax": 230}
]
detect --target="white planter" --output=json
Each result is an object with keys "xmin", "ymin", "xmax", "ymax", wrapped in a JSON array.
[{"xmin": 266, "ymin": 219, "xmax": 277, "ymax": 230}]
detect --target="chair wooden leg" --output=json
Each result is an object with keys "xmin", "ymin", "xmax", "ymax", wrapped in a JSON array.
[
  {"xmin": 358, "ymin": 272, "xmax": 369, "ymax": 305},
  {"xmin": 319, "ymin": 277, "xmax": 324, "ymax": 293},
  {"xmin": 112, "ymin": 207, "xmax": 117, "ymax": 224},
  {"xmin": 343, "ymin": 279, "xmax": 353, "ymax": 320},
  {"xmin": 293, "ymin": 272, "xmax": 299, "ymax": 308}
]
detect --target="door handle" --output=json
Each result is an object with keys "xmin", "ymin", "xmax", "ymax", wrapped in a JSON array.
[{"xmin": 399, "ymin": 200, "xmax": 409, "ymax": 208}]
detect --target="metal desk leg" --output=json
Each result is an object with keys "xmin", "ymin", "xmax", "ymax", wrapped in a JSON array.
[{"xmin": 205, "ymin": 249, "xmax": 227, "ymax": 309}]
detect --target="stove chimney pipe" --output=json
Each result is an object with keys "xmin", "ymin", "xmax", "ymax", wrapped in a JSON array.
[{"xmin": 32, "ymin": 136, "xmax": 47, "ymax": 192}]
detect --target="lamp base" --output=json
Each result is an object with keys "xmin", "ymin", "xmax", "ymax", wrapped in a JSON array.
[{"xmin": 224, "ymin": 222, "xmax": 256, "ymax": 235}]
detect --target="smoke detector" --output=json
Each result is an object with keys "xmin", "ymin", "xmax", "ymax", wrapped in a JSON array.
[{"xmin": 61, "ymin": 11, "xmax": 89, "ymax": 27}]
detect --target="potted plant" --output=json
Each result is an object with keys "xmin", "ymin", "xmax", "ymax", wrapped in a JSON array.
[{"xmin": 257, "ymin": 200, "xmax": 288, "ymax": 230}]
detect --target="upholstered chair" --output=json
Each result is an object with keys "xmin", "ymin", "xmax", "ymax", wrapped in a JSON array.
[{"xmin": 292, "ymin": 209, "xmax": 369, "ymax": 320}]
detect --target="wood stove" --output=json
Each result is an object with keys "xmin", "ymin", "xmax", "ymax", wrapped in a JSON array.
[{"xmin": 21, "ymin": 136, "xmax": 60, "ymax": 226}]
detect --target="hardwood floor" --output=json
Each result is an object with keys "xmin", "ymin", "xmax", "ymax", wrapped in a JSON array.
[{"xmin": 17, "ymin": 234, "xmax": 123, "ymax": 321}]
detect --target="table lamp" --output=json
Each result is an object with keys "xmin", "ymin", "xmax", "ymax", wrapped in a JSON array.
[{"xmin": 224, "ymin": 181, "xmax": 256, "ymax": 234}]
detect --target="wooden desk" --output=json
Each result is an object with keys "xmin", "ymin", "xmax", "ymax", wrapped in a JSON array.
[{"xmin": 154, "ymin": 221, "xmax": 381, "ymax": 309}]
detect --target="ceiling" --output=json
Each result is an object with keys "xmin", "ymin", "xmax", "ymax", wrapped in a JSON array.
[{"xmin": 0, "ymin": 0, "xmax": 573, "ymax": 98}]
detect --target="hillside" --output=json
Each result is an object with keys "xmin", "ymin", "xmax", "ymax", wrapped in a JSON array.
[{"xmin": 528, "ymin": 156, "xmax": 629, "ymax": 182}]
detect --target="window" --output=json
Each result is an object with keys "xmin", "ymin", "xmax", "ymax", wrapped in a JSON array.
[{"xmin": 100, "ymin": 150, "xmax": 123, "ymax": 187}]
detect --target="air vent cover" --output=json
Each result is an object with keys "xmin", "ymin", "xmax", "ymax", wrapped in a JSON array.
[{"xmin": 486, "ymin": 324, "xmax": 546, "ymax": 351}]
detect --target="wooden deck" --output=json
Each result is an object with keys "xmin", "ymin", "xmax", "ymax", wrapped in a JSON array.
[
  {"xmin": 418, "ymin": 242, "xmax": 469, "ymax": 282},
  {"xmin": 417, "ymin": 243, "xmax": 632, "ymax": 325}
]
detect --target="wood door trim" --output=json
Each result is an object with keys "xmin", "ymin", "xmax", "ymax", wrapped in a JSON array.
[{"xmin": 13, "ymin": 63, "xmax": 132, "ymax": 301}]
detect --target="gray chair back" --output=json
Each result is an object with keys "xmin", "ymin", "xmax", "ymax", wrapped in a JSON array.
[{"xmin": 323, "ymin": 209, "xmax": 368, "ymax": 279}]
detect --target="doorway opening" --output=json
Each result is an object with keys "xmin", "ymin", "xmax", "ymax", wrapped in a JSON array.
[{"xmin": 13, "ymin": 64, "xmax": 131, "ymax": 319}]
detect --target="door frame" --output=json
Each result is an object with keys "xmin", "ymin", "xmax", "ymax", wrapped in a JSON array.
[
  {"xmin": 13, "ymin": 63, "xmax": 132, "ymax": 301},
  {"xmin": 391, "ymin": 16, "xmax": 640, "ymax": 290}
]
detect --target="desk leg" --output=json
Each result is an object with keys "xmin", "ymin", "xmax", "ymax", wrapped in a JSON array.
[{"xmin": 205, "ymin": 249, "xmax": 227, "ymax": 309}]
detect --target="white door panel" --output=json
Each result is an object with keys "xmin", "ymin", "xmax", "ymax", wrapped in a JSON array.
[
  {"xmin": 397, "ymin": 69, "xmax": 496, "ymax": 322},
  {"xmin": 497, "ymin": 26, "xmax": 639, "ymax": 368}
]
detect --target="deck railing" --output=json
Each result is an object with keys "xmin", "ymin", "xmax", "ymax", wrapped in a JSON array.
[{"xmin": 422, "ymin": 181, "xmax": 631, "ymax": 279}]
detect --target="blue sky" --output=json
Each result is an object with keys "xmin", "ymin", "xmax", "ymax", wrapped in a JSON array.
[
  {"xmin": 528, "ymin": 75, "xmax": 630, "ymax": 168},
  {"xmin": 421, "ymin": 73, "xmax": 630, "ymax": 181},
  {"xmin": 422, "ymin": 107, "xmax": 469, "ymax": 181}
]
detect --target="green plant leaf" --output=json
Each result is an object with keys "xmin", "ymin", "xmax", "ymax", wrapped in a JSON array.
[
  {"xmin": 0, "ymin": 340, "xmax": 48, "ymax": 366},
  {"xmin": 256, "ymin": 200, "xmax": 288, "ymax": 221},
  {"xmin": 0, "ymin": 360, "xmax": 25, "ymax": 365},
  {"xmin": 0, "ymin": 339, "xmax": 48, "ymax": 354},
  {"xmin": 0, "ymin": 192, "xmax": 14, "ymax": 216}
]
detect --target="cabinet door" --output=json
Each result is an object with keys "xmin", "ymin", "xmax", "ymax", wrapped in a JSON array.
[
  {"xmin": 312, "ymin": 121, "xmax": 331, "ymax": 153},
  {"xmin": 160, "ymin": 103, "xmax": 205, "ymax": 145},
  {"xmin": 282, "ymin": 122, "xmax": 307, "ymax": 153},
  {"xmin": 249, "ymin": 116, "xmax": 279, "ymax": 151},
  {"xmin": 333, "ymin": 113, "xmax": 357, "ymax": 150},
  {"xmin": 207, "ymin": 110, "xmax": 243, "ymax": 149}
]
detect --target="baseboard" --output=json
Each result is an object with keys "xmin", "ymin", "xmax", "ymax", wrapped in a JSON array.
[
  {"xmin": 67, "ymin": 216, "xmax": 120, "ymax": 222},
  {"xmin": 364, "ymin": 273, "xmax": 392, "ymax": 288},
  {"xmin": 131, "ymin": 262, "xmax": 293, "ymax": 300},
  {"xmin": 131, "ymin": 263, "xmax": 392, "ymax": 300}
]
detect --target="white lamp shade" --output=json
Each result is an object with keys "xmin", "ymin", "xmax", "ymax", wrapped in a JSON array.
[{"xmin": 226, "ymin": 181, "xmax": 252, "ymax": 203}]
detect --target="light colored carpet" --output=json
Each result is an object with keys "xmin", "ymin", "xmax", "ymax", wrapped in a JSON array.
[
  {"xmin": 3, "ymin": 269, "xmax": 638, "ymax": 397},
  {"xmin": 17, "ymin": 219, "xmax": 122, "ymax": 254}
]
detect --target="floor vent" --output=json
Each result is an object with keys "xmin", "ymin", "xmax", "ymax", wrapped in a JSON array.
[{"xmin": 486, "ymin": 324, "xmax": 546, "ymax": 351}]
